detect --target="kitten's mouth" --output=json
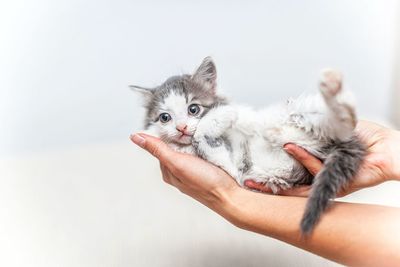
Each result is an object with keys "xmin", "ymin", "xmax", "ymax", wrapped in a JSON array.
[
  {"xmin": 179, "ymin": 133, "xmax": 193, "ymax": 139},
  {"xmin": 176, "ymin": 132, "xmax": 193, "ymax": 144}
]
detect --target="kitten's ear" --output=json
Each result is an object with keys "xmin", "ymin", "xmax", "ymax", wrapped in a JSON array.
[
  {"xmin": 129, "ymin": 85, "xmax": 154, "ymax": 102},
  {"xmin": 192, "ymin": 56, "xmax": 217, "ymax": 93}
]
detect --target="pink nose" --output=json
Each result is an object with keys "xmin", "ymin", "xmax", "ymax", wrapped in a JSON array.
[{"xmin": 176, "ymin": 124, "xmax": 187, "ymax": 133}]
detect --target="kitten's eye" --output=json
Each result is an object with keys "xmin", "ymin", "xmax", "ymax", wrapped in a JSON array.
[
  {"xmin": 188, "ymin": 104, "xmax": 201, "ymax": 116},
  {"xmin": 159, "ymin": 113, "xmax": 172, "ymax": 123}
]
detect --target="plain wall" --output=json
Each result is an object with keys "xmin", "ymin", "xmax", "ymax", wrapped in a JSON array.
[
  {"xmin": 392, "ymin": 6, "xmax": 400, "ymax": 127},
  {"xmin": 1, "ymin": 0, "xmax": 399, "ymax": 157}
]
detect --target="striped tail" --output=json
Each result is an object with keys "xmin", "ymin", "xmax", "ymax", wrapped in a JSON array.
[{"xmin": 300, "ymin": 137, "xmax": 366, "ymax": 234}]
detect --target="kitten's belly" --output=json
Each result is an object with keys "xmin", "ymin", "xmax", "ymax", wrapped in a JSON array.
[{"xmin": 230, "ymin": 124, "xmax": 320, "ymax": 186}]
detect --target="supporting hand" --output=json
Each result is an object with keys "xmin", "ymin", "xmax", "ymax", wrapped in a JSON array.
[
  {"xmin": 245, "ymin": 120, "xmax": 400, "ymax": 197},
  {"xmin": 130, "ymin": 126, "xmax": 400, "ymax": 267},
  {"xmin": 130, "ymin": 133, "xmax": 240, "ymax": 218}
]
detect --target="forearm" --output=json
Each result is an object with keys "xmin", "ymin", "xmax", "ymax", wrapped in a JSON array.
[{"xmin": 223, "ymin": 188, "xmax": 400, "ymax": 266}]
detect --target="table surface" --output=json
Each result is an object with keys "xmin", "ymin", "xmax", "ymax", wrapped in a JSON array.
[{"xmin": 1, "ymin": 141, "xmax": 399, "ymax": 267}]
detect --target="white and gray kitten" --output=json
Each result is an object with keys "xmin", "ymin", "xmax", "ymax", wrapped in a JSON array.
[{"xmin": 132, "ymin": 57, "xmax": 366, "ymax": 234}]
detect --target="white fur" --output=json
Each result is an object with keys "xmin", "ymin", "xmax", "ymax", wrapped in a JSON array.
[{"xmin": 147, "ymin": 70, "xmax": 356, "ymax": 191}]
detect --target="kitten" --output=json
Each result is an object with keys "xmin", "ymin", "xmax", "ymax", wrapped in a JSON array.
[{"xmin": 131, "ymin": 57, "xmax": 366, "ymax": 234}]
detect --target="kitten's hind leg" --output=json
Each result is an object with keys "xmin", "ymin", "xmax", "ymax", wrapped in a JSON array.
[
  {"xmin": 289, "ymin": 70, "xmax": 358, "ymax": 143},
  {"xmin": 319, "ymin": 69, "xmax": 343, "ymax": 98},
  {"xmin": 286, "ymin": 70, "xmax": 357, "ymax": 141},
  {"xmin": 319, "ymin": 69, "xmax": 357, "ymax": 134},
  {"xmin": 243, "ymin": 170, "xmax": 292, "ymax": 194}
]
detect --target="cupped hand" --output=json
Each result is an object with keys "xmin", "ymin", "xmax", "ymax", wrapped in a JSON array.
[
  {"xmin": 130, "ymin": 134, "xmax": 240, "ymax": 211},
  {"xmin": 245, "ymin": 120, "xmax": 400, "ymax": 197}
]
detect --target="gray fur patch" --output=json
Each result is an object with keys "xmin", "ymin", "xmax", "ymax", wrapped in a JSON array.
[
  {"xmin": 139, "ymin": 74, "xmax": 228, "ymax": 129},
  {"xmin": 204, "ymin": 135, "xmax": 224, "ymax": 147},
  {"xmin": 223, "ymin": 135, "xmax": 232, "ymax": 153},
  {"xmin": 290, "ymin": 164, "xmax": 314, "ymax": 186},
  {"xmin": 203, "ymin": 135, "xmax": 232, "ymax": 150},
  {"xmin": 238, "ymin": 140, "xmax": 252, "ymax": 174},
  {"xmin": 191, "ymin": 139, "xmax": 207, "ymax": 160}
]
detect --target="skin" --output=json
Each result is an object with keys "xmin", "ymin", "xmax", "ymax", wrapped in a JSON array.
[{"xmin": 130, "ymin": 121, "xmax": 400, "ymax": 266}]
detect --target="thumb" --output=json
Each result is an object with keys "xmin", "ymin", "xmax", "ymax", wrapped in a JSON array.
[{"xmin": 130, "ymin": 133, "xmax": 174, "ymax": 164}]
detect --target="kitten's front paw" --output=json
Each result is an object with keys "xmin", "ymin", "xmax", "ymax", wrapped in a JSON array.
[
  {"xmin": 319, "ymin": 69, "xmax": 342, "ymax": 97},
  {"xmin": 195, "ymin": 106, "xmax": 236, "ymax": 138}
]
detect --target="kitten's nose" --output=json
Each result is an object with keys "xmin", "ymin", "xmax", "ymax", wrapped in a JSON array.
[{"xmin": 176, "ymin": 124, "xmax": 188, "ymax": 133}]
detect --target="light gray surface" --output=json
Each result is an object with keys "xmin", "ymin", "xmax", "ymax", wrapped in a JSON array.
[{"xmin": 1, "ymin": 141, "xmax": 400, "ymax": 267}]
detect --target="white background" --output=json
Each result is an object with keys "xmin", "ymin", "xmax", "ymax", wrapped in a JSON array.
[
  {"xmin": 1, "ymin": 0, "xmax": 399, "ymax": 157},
  {"xmin": 1, "ymin": 1, "xmax": 400, "ymax": 267}
]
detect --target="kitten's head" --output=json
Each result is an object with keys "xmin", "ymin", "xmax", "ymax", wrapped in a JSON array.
[{"xmin": 131, "ymin": 57, "xmax": 227, "ymax": 145}]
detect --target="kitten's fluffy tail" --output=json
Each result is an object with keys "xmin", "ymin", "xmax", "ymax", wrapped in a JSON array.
[{"xmin": 301, "ymin": 137, "xmax": 366, "ymax": 234}]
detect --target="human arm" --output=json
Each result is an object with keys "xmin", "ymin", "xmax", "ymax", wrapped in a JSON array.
[
  {"xmin": 130, "ymin": 133, "xmax": 400, "ymax": 266},
  {"xmin": 246, "ymin": 120, "xmax": 400, "ymax": 196}
]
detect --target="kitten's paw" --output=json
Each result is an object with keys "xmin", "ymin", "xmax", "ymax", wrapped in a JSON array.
[
  {"xmin": 319, "ymin": 69, "xmax": 342, "ymax": 97},
  {"xmin": 195, "ymin": 106, "xmax": 236, "ymax": 138},
  {"xmin": 267, "ymin": 177, "xmax": 291, "ymax": 194}
]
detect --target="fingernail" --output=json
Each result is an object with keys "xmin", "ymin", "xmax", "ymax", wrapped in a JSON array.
[
  {"xmin": 130, "ymin": 134, "xmax": 145, "ymax": 147},
  {"xmin": 283, "ymin": 144, "xmax": 290, "ymax": 150},
  {"xmin": 283, "ymin": 144, "xmax": 293, "ymax": 154}
]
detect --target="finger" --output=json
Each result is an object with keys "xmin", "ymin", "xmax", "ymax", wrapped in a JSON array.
[
  {"xmin": 244, "ymin": 180, "xmax": 273, "ymax": 193},
  {"xmin": 284, "ymin": 143, "xmax": 323, "ymax": 175},
  {"xmin": 160, "ymin": 163, "xmax": 171, "ymax": 185},
  {"xmin": 160, "ymin": 163, "xmax": 183, "ymax": 188},
  {"xmin": 130, "ymin": 133, "xmax": 175, "ymax": 166}
]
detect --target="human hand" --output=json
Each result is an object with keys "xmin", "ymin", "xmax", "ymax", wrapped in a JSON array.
[
  {"xmin": 245, "ymin": 120, "xmax": 400, "ymax": 197},
  {"xmin": 130, "ymin": 133, "xmax": 241, "ymax": 215},
  {"xmin": 130, "ymin": 130, "xmax": 400, "ymax": 267}
]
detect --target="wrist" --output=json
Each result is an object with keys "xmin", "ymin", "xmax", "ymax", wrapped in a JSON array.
[{"xmin": 216, "ymin": 186, "xmax": 252, "ymax": 229}]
